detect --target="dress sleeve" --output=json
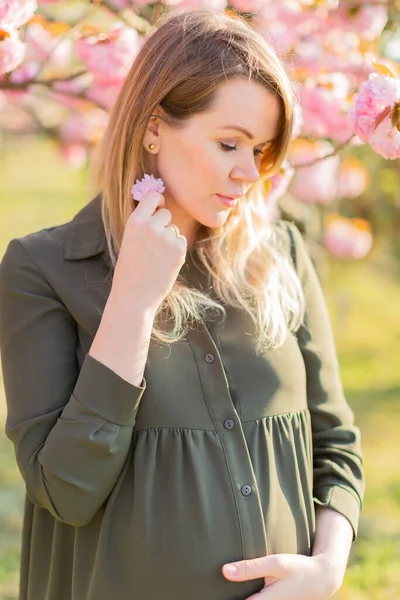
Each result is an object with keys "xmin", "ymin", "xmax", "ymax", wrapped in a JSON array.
[
  {"xmin": 0, "ymin": 238, "xmax": 146, "ymax": 527},
  {"xmin": 286, "ymin": 223, "xmax": 365, "ymax": 540}
]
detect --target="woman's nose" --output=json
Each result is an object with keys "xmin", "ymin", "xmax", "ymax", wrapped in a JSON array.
[{"xmin": 230, "ymin": 158, "xmax": 260, "ymax": 185}]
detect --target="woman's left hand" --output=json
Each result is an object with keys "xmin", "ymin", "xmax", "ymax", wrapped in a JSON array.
[{"xmin": 221, "ymin": 552, "xmax": 344, "ymax": 599}]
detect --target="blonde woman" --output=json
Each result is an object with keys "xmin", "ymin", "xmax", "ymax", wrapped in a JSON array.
[{"xmin": 0, "ymin": 10, "xmax": 364, "ymax": 600}]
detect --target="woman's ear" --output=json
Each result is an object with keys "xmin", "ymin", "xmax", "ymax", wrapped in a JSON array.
[{"xmin": 142, "ymin": 108, "xmax": 165, "ymax": 151}]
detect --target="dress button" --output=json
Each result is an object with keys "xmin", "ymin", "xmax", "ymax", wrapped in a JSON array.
[
  {"xmin": 241, "ymin": 485, "xmax": 252, "ymax": 496},
  {"xmin": 205, "ymin": 353, "xmax": 215, "ymax": 363},
  {"xmin": 224, "ymin": 419, "xmax": 235, "ymax": 430}
]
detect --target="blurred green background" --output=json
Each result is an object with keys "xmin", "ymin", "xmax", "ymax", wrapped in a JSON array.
[{"xmin": 0, "ymin": 137, "xmax": 400, "ymax": 600}]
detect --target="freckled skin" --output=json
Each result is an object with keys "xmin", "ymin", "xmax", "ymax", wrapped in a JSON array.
[{"xmin": 144, "ymin": 78, "xmax": 281, "ymax": 246}]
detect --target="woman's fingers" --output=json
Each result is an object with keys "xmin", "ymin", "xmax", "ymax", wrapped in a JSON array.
[
  {"xmin": 132, "ymin": 191, "xmax": 165, "ymax": 220},
  {"xmin": 222, "ymin": 555, "xmax": 288, "ymax": 582}
]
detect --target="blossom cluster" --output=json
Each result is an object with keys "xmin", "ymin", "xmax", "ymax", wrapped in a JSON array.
[
  {"xmin": 349, "ymin": 72, "xmax": 400, "ymax": 160},
  {"xmin": 0, "ymin": 0, "xmax": 37, "ymax": 73},
  {"xmin": 323, "ymin": 214, "xmax": 373, "ymax": 260}
]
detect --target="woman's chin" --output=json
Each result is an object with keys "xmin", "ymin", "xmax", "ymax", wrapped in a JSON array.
[{"xmin": 198, "ymin": 209, "xmax": 231, "ymax": 229}]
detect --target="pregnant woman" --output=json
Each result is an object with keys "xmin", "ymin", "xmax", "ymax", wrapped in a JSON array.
[{"xmin": 0, "ymin": 9, "xmax": 364, "ymax": 600}]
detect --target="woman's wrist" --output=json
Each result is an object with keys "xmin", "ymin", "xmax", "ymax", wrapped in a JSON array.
[{"xmin": 311, "ymin": 505, "xmax": 354, "ymax": 593}]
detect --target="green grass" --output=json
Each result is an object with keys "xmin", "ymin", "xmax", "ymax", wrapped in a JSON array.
[{"xmin": 0, "ymin": 137, "xmax": 399, "ymax": 600}]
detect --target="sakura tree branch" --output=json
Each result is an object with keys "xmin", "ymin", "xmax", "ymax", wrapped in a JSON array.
[
  {"xmin": 289, "ymin": 135, "xmax": 355, "ymax": 169},
  {"xmin": 0, "ymin": 69, "xmax": 88, "ymax": 90},
  {"xmin": 0, "ymin": 72, "xmax": 109, "ymax": 111}
]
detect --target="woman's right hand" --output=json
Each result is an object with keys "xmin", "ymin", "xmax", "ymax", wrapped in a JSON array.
[{"xmin": 110, "ymin": 191, "xmax": 187, "ymax": 315}]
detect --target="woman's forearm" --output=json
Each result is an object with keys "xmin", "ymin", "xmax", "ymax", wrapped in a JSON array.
[{"xmin": 312, "ymin": 505, "xmax": 354, "ymax": 586}]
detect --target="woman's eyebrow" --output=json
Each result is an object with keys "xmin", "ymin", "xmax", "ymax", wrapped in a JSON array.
[{"xmin": 219, "ymin": 125, "xmax": 274, "ymax": 144}]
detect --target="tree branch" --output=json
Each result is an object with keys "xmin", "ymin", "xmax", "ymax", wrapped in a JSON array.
[
  {"xmin": 0, "ymin": 70, "xmax": 88, "ymax": 90},
  {"xmin": 288, "ymin": 136, "xmax": 355, "ymax": 169}
]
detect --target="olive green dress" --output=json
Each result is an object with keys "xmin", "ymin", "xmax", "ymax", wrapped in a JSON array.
[{"xmin": 0, "ymin": 195, "xmax": 364, "ymax": 600}]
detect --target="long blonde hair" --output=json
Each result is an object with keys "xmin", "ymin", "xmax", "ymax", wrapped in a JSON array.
[{"xmin": 90, "ymin": 9, "xmax": 305, "ymax": 353}]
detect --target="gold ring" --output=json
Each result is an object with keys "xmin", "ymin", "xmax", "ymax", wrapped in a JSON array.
[{"xmin": 166, "ymin": 224, "xmax": 180, "ymax": 238}]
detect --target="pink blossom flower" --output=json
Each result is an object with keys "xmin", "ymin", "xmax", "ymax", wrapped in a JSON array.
[
  {"xmin": 291, "ymin": 102, "xmax": 303, "ymax": 140},
  {"xmin": 263, "ymin": 161, "xmax": 294, "ymax": 222},
  {"xmin": 229, "ymin": 0, "xmax": 265, "ymax": 12},
  {"xmin": 24, "ymin": 21, "xmax": 54, "ymax": 61},
  {"xmin": 255, "ymin": 2, "xmax": 321, "ymax": 56},
  {"xmin": 349, "ymin": 73, "xmax": 400, "ymax": 142},
  {"xmin": 0, "ymin": 0, "xmax": 37, "ymax": 30},
  {"xmin": 59, "ymin": 109, "xmax": 109, "ymax": 145},
  {"xmin": 75, "ymin": 22, "xmax": 139, "ymax": 85},
  {"xmin": 368, "ymin": 118, "xmax": 400, "ymax": 160},
  {"xmin": 168, "ymin": 0, "xmax": 227, "ymax": 11},
  {"xmin": 110, "ymin": 0, "xmax": 155, "ymax": 6},
  {"xmin": 86, "ymin": 80, "xmax": 124, "ymax": 110},
  {"xmin": 0, "ymin": 29, "xmax": 26, "ymax": 74},
  {"xmin": 60, "ymin": 144, "xmax": 87, "ymax": 169},
  {"xmin": 319, "ymin": 5, "xmax": 388, "ymax": 42},
  {"xmin": 323, "ymin": 215, "xmax": 373, "ymax": 260},
  {"xmin": 298, "ymin": 82, "xmax": 355, "ymax": 144},
  {"xmin": 288, "ymin": 139, "xmax": 340, "ymax": 205},
  {"xmin": 337, "ymin": 157, "xmax": 369, "ymax": 199},
  {"xmin": 294, "ymin": 40, "xmax": 375, "ymax": 87},
  {"xmin": 0, "ymin": 90, "xmax": 6, "ymax": 111},
  {"xmin": 24, "ymin": 21, "xmax": 72, "ymax": 68},
  {"xmin": 132, "ymin": 174, "xmax": 165, "ymax": 201},
  {"xmin": 265, "ymin": 160, "xmax": 294, "ymax": 205},
  {"xmin": 9, "ymin": 60, "xmax": 39, "ymax": 82}
]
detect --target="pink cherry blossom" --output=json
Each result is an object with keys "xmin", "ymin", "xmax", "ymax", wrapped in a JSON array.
[
  {"xmin": 132, "ymin": 174, "xmax": 166, "ymax": 201},
  {"xmin": 323, "ymin": 215, "xmax": 373, "ymax": 260},
  {"xmin": 60, "ymin": 144, "xmax": 87, "ymax": 169},
  {"xmin": 59, "ymin": 109, "xmax": 109, "ymax": 145},
  {"xmin": 0, "ymin": 90, "xmax": 6, "ymax": 111},
  {"xmin": 255, "ymin": 2, "xmax": 321, "ymax": 56},
  {"xmin": 52, "ymin": 76, "xmax": 91, "ymax": 109},
  {"xmin": 298, "ymin": 82, "xmax": 355, "ymax": 144},
  {"xmin": 337, "ymin": 157, "xmax": 369, "ymax": 199},
  {"xmin": 75, "ymin": 22, "xmax": 140, "ymax": 85},
  {"xmin": 168, "ymin": 0, "xmax": 227, "ymax": 11},
  {"xmin": 263, "ymin": 161, "xmax": 294, "ymax": 222},
  {"xmin": 24, "ymin": 22, "xmax": 73, "ymax": 68},
  {"xmin": 318, "ymin": 4, "xmax": 388, "ymax": 42},
  {"xmin": 291, "ymin": 102, "xmax": 303, "ymax": 140},
  {"xmin": 368, "ymin": 117, "xmax": 400, "ymax": 160},
  {"xmin": 289, "ymin": 140, "xmax": 340, "ymax": 205},
  {"xmin": 294, "ymin": 40, "xmax": 375, "ymax": 87},
  {"xmin": 265, "ymin": 160, "xmax": 294, "ymax": 206},
  {"xmin": 112, "ymin": 0, "xmax": 155, "ymax": 6},
  {"xmin": 229, "ymin": 0, "xmax": 265, "ymax": 12},
  {"xmin": 0, "ymin": 29, "xmax": 26, "ymax": 74},
  {"xmin": 0, "ymin": 0, "xmax": 37, "ymax": 30},
  {"xmin": 9, "ymin": 60, "xmax": 39, "ymax": 82},
  {"xmin": 86, "ymin": 80, "xmax": 124, "ymax": 110},
  {"xmin": 349, "ymin": 73, "xmax": 400, "ymax": 142}
]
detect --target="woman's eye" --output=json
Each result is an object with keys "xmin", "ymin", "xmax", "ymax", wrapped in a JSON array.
[
  {"xmin": 220, "ymin": 142, "xmax": 237, "ymax": 152},
  {"xmin": 219, "ymin": 142, "xmax": 264, "ymax": 157}
]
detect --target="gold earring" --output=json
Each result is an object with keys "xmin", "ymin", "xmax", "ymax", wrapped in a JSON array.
[{"xmin": 149, "ymin": 143, "xmax": 155, "ymax": 150}]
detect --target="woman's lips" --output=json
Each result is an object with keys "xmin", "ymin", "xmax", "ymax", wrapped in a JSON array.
[{"xmin": 216, "ymin": 194, "xmax": 238, "ymax": 208}]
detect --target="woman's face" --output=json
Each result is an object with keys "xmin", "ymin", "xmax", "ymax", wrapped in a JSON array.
[{"xmin": 144, "ymin": 78, "xmax": 282, "ymax": 245}]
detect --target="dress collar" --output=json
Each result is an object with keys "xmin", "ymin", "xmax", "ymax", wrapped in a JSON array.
[{"xmin": 63, "ymin": 194, "xmax": 108, "ymax": 261}]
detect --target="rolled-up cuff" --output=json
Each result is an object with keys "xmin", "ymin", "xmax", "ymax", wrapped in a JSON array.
[
  {"xmin": 72, "ymin": 353, "xmax": 146, "ymax": 426},
  {"xmin": 314, "ymin": 485, "xmax": 362, "ymax": 541}
]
